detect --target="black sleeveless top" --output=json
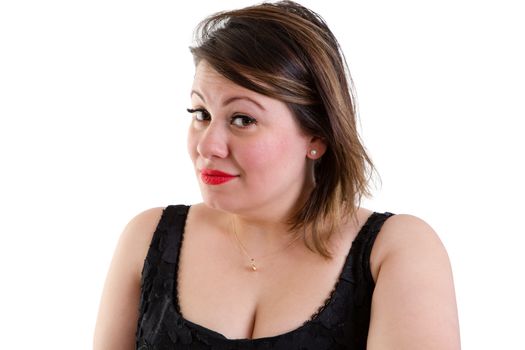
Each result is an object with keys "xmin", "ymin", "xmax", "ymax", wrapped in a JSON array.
[{"xmin": 136, "ymin": 205, "xmax": 394, "ymax": 349}]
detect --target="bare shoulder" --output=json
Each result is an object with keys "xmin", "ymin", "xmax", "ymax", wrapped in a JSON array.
[
  {"xmin": 123, "ymin": 207, "xmax": 164, "ymax": 246},
  {"xmin": 126, "ymin": 206, "xmax": 165, "ymax": 229},
  {"xmin": 115, "ymin": 207, "xmax": 166, "ymax": 273},
  {"xmin": 367, "ymin": 213, "xmax": 461, "ymax": 349},
  {"xmin": 93, "ymin": 206, "xmax": 165, "ymax": 349},
  {"xmin": 370, "ymin": 213, "xmax": 447, "ymax": 282},
  {"xmin": 123, "ymin": 206, "xmax": 165, "ymax": 236}
]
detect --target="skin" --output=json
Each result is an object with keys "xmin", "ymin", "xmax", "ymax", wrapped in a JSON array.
[
  {"xmin": 93, "ymin": 61, "xmax": 461, "ymax": 349},
  {"xmin": 187, "ymin": 61, "xmax": 326, "ymax": 227}
]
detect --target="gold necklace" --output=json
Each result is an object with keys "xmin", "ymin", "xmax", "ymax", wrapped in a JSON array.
[{"xmin": 231, "ymin": 218, "xmax": 302, "ymax": 271}]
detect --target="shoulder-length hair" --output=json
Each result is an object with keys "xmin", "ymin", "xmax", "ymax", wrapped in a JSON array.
[{"xmin": 190, "ymin": 0, "xmax": 375, "ymax": 258}]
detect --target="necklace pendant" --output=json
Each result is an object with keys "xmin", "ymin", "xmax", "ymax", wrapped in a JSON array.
[{"xmin": 250, "ymin": 259, "xmax": 257, "ymax": 271}]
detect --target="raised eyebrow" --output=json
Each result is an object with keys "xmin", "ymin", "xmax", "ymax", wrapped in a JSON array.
[
  {"xmin": 223, "ymin": 96, "xmax": 266, "ymax": 111},
  {"xmin": 190, "ymin": 90, "xmax": 266, "ymax": 111},
  {"xmin": 190, "ymin": 90, "xmax": 206, "ymax": 103}
]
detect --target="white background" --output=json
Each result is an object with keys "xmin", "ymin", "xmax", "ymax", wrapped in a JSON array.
[{"xmin": 1, "ymin": 0, "xmax": 523, "ymax": 348}]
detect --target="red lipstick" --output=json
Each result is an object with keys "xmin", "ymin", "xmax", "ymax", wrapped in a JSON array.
[{"xmin": 200, "ymin": 169, "xmax": 238, "ymax": 185}]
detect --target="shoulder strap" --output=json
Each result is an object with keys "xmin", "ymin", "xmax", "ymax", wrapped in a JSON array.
[
  {"xmin": 339, "ymin": 212, "xmax": 394, "ymax": 349},
  {"xmin": 356, "ymin": 212, "xmax": 395, "ymax": 285},
  {"xmin": 159, "ymin": 205, "xmax": 190, "ymax": 264},
  {"xmin": 142, "ymin": 204, "xmax": 190, "ymax": 275},
  {"xmin": 137, "ymin": 205, "xmax": 189, "ymax": 343},
  {"xmin": 350, "ymin": 212, "xmax": 395, "ymax": 305}
]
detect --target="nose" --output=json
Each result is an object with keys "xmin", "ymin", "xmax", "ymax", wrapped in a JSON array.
[{"xmin": 195, "ymin": 121, "xmax": 229, "ymax": 160}]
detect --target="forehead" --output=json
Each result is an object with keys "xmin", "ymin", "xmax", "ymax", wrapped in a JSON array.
[
  {"xmin": 192, "ymin": 61, "xmax": 230, "ymax": 88},
  {"xmin": 191, "ymin": 61, "xmax": 269, "ymax": 106}
]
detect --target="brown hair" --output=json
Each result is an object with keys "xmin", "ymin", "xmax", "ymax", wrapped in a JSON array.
[{"xmin": 190, "ymin": 1, "xmax": 375, "ymax": 258}]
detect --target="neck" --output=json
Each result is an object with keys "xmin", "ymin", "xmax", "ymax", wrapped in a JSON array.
[
  {"xmin": 230, "ymin": 214, "xmax": 304, "ymax": 272},
  {"xmin": 227, "ymin": 176, "xmax": 315, "ymax": 259},
  {"xmin": 230, "ymin": 177, "xmax": 314, "ymax": 239},
  {"xmin": 231, "ymin": 215, "xmax": 297, "ymax": 251}
]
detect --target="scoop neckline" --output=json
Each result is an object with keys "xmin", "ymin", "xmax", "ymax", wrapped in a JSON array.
[{"xmin": 170, "ymin": 205, "xmax": 378, "ymax": 342}]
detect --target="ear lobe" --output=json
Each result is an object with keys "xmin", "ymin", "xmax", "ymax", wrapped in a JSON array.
[{"xmin": 307, "ymin": 136, "xmax": 327, "ymax": 159}]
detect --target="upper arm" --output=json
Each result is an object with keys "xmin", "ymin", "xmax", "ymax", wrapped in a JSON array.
[
  {"xmin": 367, "ymin": 214, "xmax": 461, "ymax": 350},
  {"xmin": 93, "ymin": 207, "xmax": 164, "ymax": 350}
]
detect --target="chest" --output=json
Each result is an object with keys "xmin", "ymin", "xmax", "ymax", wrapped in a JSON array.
[{"xmin": 176, "ymin": 229, "xmax": 353, "ymax": 340}]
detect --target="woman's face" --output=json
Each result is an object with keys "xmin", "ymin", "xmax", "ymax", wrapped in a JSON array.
[{"xmin": 187, "ymin": 61, "xmax": 323, "ymax": 219}]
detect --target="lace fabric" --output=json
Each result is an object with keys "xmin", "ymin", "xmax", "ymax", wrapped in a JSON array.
[{"xmin": 136, "ymin": 205, "xmax": 394, "ymax": 349}]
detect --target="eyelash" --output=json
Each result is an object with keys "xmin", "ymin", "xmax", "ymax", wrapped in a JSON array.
[{"xmin": 186, "ymin": 108, "xmax": 257, "ymax": 128}]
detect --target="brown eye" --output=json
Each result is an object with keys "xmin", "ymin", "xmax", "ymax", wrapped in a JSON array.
[
  {"xmin": 187, "ymin": 108, "xmax": 210, "ymax": 122},
  {"xmin": 231, "ymin": 115, "xmax": 257, "ymax": 128}
]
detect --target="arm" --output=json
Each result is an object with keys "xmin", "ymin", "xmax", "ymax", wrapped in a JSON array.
[
  {"xmin": 93, "ymin": 207, "xmax": 164, "ymax": 350},
  {"xmin": 367, "ymin": 214, "xmax": 461, "ymax": 349}
]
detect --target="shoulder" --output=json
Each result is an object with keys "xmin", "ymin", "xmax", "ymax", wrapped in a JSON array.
[
  {"xmin": 370, "ymin": 213, "xmax": 446, "ymax": 283},
  {"xmin": 93, "ymin": 206, "xmax": 166, "ymax": 348},
  {"xmin": 117, "ymin": 207, "xmax": 166, "ymax": 273},
  {"xmin": 366, "ymin": 213, "xmax": 461, "ymax": 349},
  {"xmin": 124, "ymin": 206, "xmax": 165, "ymax": 235},
  {"xmin": 121, "ymin": 206, "xmax": 166, "ymax": 243}
]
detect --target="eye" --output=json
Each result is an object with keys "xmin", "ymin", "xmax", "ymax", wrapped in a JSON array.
[
  {"xmin": 187, "ymin": 108, "xmax": 210, "ymax": 122},
  {"xmin": 231, "ymin": 114, "xmax": 257, "ymax": 128}
]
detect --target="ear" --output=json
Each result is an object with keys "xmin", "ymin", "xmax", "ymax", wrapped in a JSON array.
[{"xmin": 306, "ymin": 136, "xmax": 327, "ymax": 160}]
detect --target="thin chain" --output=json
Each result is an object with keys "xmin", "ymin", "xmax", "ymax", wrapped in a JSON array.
[{"xmin": 231, "ymin": 217, "xmax": 302, "ymax": 271}]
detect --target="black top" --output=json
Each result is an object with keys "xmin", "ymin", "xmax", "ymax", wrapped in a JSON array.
[{"xmin": 136, "ymin": 205, "xmax": 394, "ymax": 350}]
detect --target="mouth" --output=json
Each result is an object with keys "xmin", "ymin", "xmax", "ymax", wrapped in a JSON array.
[{"xmin": 200, "ymin": 168, "xmax": 239, "ymax": 185}]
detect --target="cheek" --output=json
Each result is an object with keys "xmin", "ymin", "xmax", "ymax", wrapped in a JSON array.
[
  {"xmin": 239, "ymin": 144, "xmax": 271, "ymax": 169},
  {"xmin": 237, "ymin": 135, "xmax": 305, "ymax": 173}
]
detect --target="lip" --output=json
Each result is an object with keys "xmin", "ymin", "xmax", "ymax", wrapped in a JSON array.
[{"xmin": 200, "ymin": 168, "xmax": 238, "ymax": 185}]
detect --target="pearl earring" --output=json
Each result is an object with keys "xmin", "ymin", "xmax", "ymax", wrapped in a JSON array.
[{"xmin": 310, "ymin": 149, "xmax": 318, "ymax": 156}]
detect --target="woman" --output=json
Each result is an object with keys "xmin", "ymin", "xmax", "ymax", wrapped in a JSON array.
[{"xmin": 94, "ymin": 1, "xmax": 460, "ymax": 349}]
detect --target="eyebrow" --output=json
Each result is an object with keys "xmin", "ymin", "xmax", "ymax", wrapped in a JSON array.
[{"xmin": 190, "ymin": 90, "xmax": 266, "ymax": 111}]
